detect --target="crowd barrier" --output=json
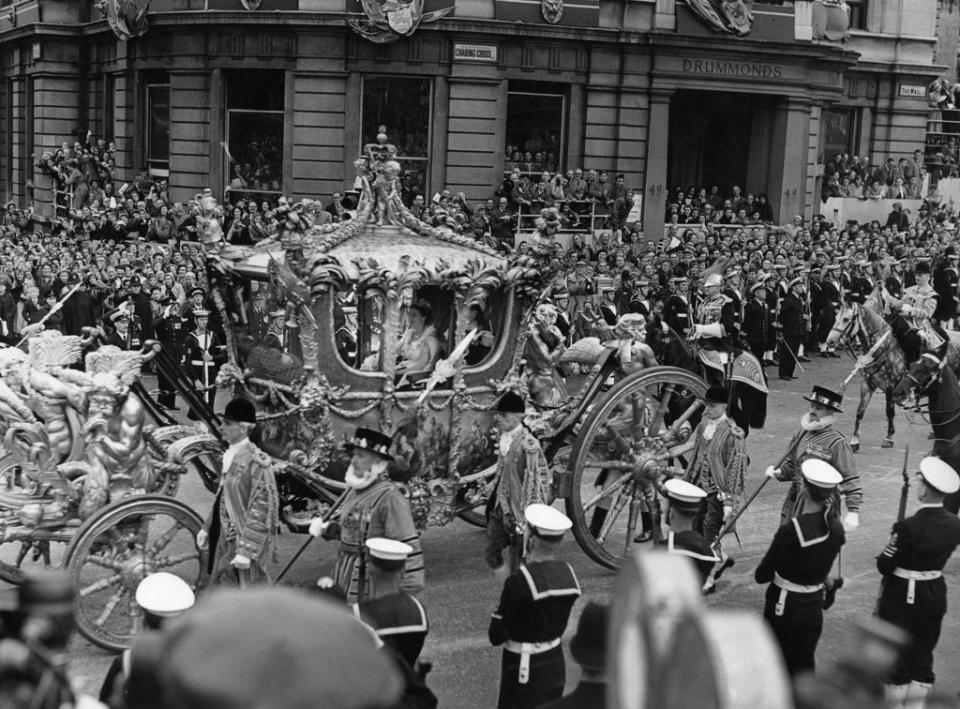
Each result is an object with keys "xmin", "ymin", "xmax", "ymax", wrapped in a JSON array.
[{"xmin": 820, "ymin": 197, "xmax": 924, "ymax": 225}]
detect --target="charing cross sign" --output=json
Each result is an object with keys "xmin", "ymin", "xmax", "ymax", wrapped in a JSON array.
[{"xmin": 681, "ymin": 58, "xmax": 783, "ymax": 78}]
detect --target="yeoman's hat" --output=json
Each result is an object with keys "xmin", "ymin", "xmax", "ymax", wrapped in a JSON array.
[
  {"xmin": 345, "ymin": 427, "xmax": 394, "ymax": 461},
  {"xmin": 804, "ymin": 385, "xmax": 843, "ymax": 412}
]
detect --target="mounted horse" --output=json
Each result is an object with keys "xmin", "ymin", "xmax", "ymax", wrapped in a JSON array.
[
  {"xmin": 825, "ymin": 295, "xmax": 960, "ymax": 451},
  {"xmin": 892, "ymin": 353, "xmax": 960, "ymax": 514}
]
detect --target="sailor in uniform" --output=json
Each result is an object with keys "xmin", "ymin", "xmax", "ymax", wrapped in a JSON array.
[
  {"xmin": 662, "ymin": 275, "xmax": 691, "ymax": 335},
  {"xmin": 934, "ymin": 249, "xmax": 959, "ymax": 329},
  {"xmin": 723, "ymin": 267, "xmax": 743, "ymax": 343},
  {"xmin": 877, "ymin": 259, "xmax": 945, "ymax": 366},
  {"xmin": 658, "ymin": 478, "xmax": 720, "ymax": 588},
  {"xmin": 598, "ymin": 287, "xmax": 618, "ymax": 327},
  {"xmin": 488, "ymin": 504, "xmax": 581, "ymax": 709},
  {"xmin": 355, "ymin": 538, "xmax": 429, "ymax": 669},
  {"xmin": 742, "ymin": 280, "xmax": 771, "ymax": 363},
  {"xmin": 776, "ymin": 277, "xmax": 805, "ymax": 380},
  {"xmin": 765, "ymin": 385, "xmax": 862, "ymax": 532},
  {"xmin": 806, "ymin": 266, "xmax": 823, "ymax": 356},
  {"xmin": 183, "ymin": 308, "xmax": 226, "ymax": 418},
  {"xmin": 152, "ymin": 296, "xmax": 183, "ymax": 409},
  {"xmin": 755, "ymin": 459, "xmax": 845, "ymax": 676},
  {"xmin": 628, "ymin": 279, "xmax": 651, "ymax": 317},
  {"xmin": 877, "ymin": 456, "xmax": 960, "ymax": 707}
]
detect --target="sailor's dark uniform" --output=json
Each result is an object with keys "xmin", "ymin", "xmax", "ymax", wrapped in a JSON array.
[
  {"xmin": 755, "ymin": 511, "xmax": 845, "ymax": 675},
  {"xmin": 659, "ymin": 530, "xmax": 719, "ymax": 586},
  {"xmin": 357, "ymin": 592, "xmax": 429, "ymax": 668},
  {"xmin": 876, "ymin": 503, "xmax": 960, "ymax": 685},
  {"xmin": 488, "ymin": 560, "xmax": 581, "ymax": 709}
]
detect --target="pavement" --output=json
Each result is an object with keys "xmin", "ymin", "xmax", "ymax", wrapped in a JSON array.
[{"xmin": 8, "ymin": 353, "xmax": 960, "ymax": 704}]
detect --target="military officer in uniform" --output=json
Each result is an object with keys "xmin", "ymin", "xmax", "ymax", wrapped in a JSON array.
[
  {"xmin": 183, "ymin": 309, "xmax": 226, "ymax": 419},
  {"xmin": 806, "ymin": 266, "xmax": 824, "ymax": 356},
  {"xmin": 776, "ymin": 276, "xmax": 805, "ymax": 380},
  {"xmin": 197, "ymin": 397, "xmax": 278, "ymax": 586},
  {"xmin": 877, "ymin": 456, "xmax": 960, "ymax": 707},
  {"xmin": 662, "ymin": 274, "xmax": 691, "ymax": 335},
  {"xmin": 886, "ymin": 259, "xmax": 905, "ymax": 300},
  {"xmin": 818, "ymin": 265, "xmax": 842, "ymax": 358},
  {"xmin": 934, "ymin": 249, "xmax": 959, "ymax": 328},
  {"xmin": 742, "ymin": 280, "xmax": 771, "ymax": 362},
  {"xmin": 152, "ymin": 296, "xmax": 183, "ymax": 409},
  {"xmin": 262, "ymin": 308, "xmax": 288, "ymax": 352},
  {"xmin": 488, "ymin": 504, "xmax": 581, "ymax": 709},
  {"xmin": 690, "ymin": 272, "xmax": 737, "ymax": 352},
  {"xmin": 180, "ymin": 286, "xmax": 207, "ymax": 333},
  {"xmin": 246, "ymin": 290, "xmax": 270, "ymax": 344},
  {"xmin": 848, "ymin": 260, "xmax": 873, "ymax": 305},
  {"xmin": 105, "ymin": 306, "xmax": 143, "ymax": 351},
  {"xmin": 876, "ymin": 259, "xmax": 945, "ymax": 366},
  {"xmin": 723, "ymin": 267, "xmax": 744, "ymax": 343},
  {"xmin": 765, "ymin": 385, "xmax": 862, "ymax": 532},
  {"xmin": 658, "ymin": 478, "xmax": 720, "ymax": 588},
  {"xmin": 755, "ymin": 459, "xmax": 845, "ymax": 676}
]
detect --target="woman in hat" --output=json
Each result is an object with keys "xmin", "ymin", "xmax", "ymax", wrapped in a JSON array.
[
  {"xmin": 309, "ymin": 428, "xmax": 424, "ymax": 603},
  {"xmin": 765, "ymin": 385, "xmax": 862, "ymax": 531},
  {"xmin": 755, "ymin": 459, "xmax": 846, "ymax": 675}
]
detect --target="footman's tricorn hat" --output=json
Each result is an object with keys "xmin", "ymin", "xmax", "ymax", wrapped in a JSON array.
[
  {"xmin": 918, "ymin": 456, "xmax": 960, "ymax": 494},
  {"xmin": 345, "ymin": 427, "xmax": 394, "ymax": 461},
  {"xmin": 804, "ymin": 385, "xmax": 843, "ymax": 412}
]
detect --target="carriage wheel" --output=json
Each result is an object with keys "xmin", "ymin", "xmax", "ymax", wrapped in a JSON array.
[
  {"xmin": 565, "ymin": 367, "xmax": 707, "ymax": 569},
  {"xmin": 65, "ymin": 496, "xmax": 206, "ymax": 652}
]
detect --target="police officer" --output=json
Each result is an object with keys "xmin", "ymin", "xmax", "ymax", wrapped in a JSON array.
[
  {"xmin": 765, "ymin": 385, "xmax": 862, "ymax": 531},
  {"xmin": 776, "ymin": 276, "xmax": 805, "ymax": 380},
  {"xmin": 877, "ymin": 456, "xmax": 960, "ymax": 707},
  {"xmin": 755, "ymin": 459, "xmax": 845, "ymax": 676},
  {"xmin": 658, "ymin": 478, "xmax": 720, "ymax": 589},
  {"xmin": 742, "ymin": 280, "xmax": 771, "ymax": 363},
  {"xmin": 488, "ymin": 504, "xmax": 581, "ymax": 709}
]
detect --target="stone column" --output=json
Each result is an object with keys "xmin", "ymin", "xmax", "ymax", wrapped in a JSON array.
[
  {"xmin": 767, "ymin": 97, "xmax": 811, "ymax": 225},
  {"xmin": 641, "ymin": 89, "xmax": 672, "ymax": 242}
]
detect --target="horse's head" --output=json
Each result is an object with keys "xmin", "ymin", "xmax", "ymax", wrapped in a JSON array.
[
  {"xmin": 824, "ymin": 304, "xmax": 860, "ymax": 348},
  {"xmin": 893, "ymin": 352, "xmax": 944, "ymax": 406}
]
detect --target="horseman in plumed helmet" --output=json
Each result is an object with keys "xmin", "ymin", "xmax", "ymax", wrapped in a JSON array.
[{"xmin": 691, "ymin": 268, "xmax": 738, "ymax": 352}]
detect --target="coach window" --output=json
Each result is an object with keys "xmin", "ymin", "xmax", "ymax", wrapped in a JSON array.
[
  {"xmin": 361, "ymin": 77, "xmax": 431, "ymax": 205},
  {"xmin": 504, "ymin": 82, "xmax": 565, "ymax": 178},
  {"xmin": 225, "ymin": 70, "xmax": 285, "ymax": 204},
  {"xmin": 145, "ymin": 82, "xmax": 170, "ymax": 179}
]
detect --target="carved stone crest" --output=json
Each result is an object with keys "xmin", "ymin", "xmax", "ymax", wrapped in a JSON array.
[
  {"xmin": 241, "ymin": 0, "xmax": 263, "ymax": 9},
  {"xmin": 685, "ymin": 0, "xmax": 753, "ymax": 35},
  {"xmin": 95, "ymin": 0, "xmax": 150, "ymax": 41},
  {"xmin": 541, "ymin": 0, "xmax": 563, "ymax": 23},
  {"xmin": 348, "ymin": 0, "xmax": 453, "ymax": 44}
]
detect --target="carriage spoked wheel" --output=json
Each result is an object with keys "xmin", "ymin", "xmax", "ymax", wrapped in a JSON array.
[
  {"xmin": 566, "ymin": 367, "xmax": 707, "ymax": 569},
  {"xmin": 64, "ymin": 496, "xmax": 206, "ymax": 652}
]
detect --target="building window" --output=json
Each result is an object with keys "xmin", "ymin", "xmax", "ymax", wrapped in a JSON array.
[
  {"xmin": 226, "ymin": 69, "xmax": 285, "ymax": 203},
  {"xmin": 145, "ymin": 83, "xmax": 170, "ymax": 178},
  {"xmin": 821, "ymin": 107, "xmax": 859, "ymax": 165},
  {"xmin": 504, "ymin": 83, "xmax": 565, "ymax": 177},
  {"xmin": 847, "ymin": 0, "xmax": 867, "ymax": 30},
  {"xmin": 103, "ymin": 73, "xmax": 115, "ymax": 144},
  {"xmin": 361, "ymin": 76, "xmax": 431, "ymax": 205}
]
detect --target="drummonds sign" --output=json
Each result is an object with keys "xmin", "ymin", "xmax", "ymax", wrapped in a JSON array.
[{"xmin": 681, "ymin": 58, "xmax": 783, "ymax": 78}]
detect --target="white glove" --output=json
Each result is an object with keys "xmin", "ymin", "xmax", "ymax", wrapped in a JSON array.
[
  {"xmin": 723, "ymin": 505, "xmax": 733, "ymax": 521},
  {"xmin": 196, "ymin": 529, "xmax": 208, "ymax": 549},
  {"xmin": 764, "ymin": 465, "xmax": 780, "ymax": 480},
  {"xmin": 843, "ymin": 511, "xmax": 860, "ymax": 532},
  {"xmin": 316, "ymin": 576, "xmax": 335, "ymax": 590},
  {"xmin": 308, "ymin": 518, "xmax": 329, "ymax": 538},
  {"xmin": 901, "ymin": 304, "xmax": 914, "ymax": 316},
  {"xmin": 691, "ymin": 324, "xmax": 703, "ymax": 339},
  {"xmin": 230, "ymin": 554, "xmax": 251, "ymax": 569}
]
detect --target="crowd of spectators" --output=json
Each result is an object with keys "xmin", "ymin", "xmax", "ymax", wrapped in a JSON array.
[{"xmin": 820, "ymin": 151, "xmax": 928, "ymax": 201}]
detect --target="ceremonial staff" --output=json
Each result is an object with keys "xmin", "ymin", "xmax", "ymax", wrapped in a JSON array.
[
  {"xmin": 14, "ymin": 280, "xmax": 82, "ymax": 347},
  {"xmin": 712, "ymin": 429, "xmax": 804, "ymax": 548}
]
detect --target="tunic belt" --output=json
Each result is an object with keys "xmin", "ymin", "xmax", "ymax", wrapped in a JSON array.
[
  {"xmin": 773, "ymin": 572, "xmax": 823, "ymax": 617},
  {"xmin": 504, "ymin": 638, "xmax": 562, "ymax": 684},
  {"xmin": 893, "ymin": 567, "xmax": 943, "ymax": 604}
]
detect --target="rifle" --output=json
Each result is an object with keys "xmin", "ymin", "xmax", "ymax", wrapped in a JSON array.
[
  {"xmin": 897, "ymin": 444, "xmax": 911, "ymax": 522},
  {"xmin": 712, "ymin": 428, "xmax": 804, "ymax": 548}
]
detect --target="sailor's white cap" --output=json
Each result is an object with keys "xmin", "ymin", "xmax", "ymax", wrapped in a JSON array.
[
  {"xmin": 919, "ymin": 456, "xmax": 960, "ymax": 494},
  {"xmin": 524, "ymin": 503, "xmax": 572, "ymax": 538},
  {"xmin": 663, "ymin": 478, "xmax": 707, "ymax": 505},
  {"xmin": 135, "ymin": 572, "xmax": 195, "ymax": 617},
  {"xmin": 801, "ymin": 459, "xmax": 843, "ymax": 489},
  {"xmin": 365, "ymin": 537, "xmax": 413, "ymax": 562}
]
